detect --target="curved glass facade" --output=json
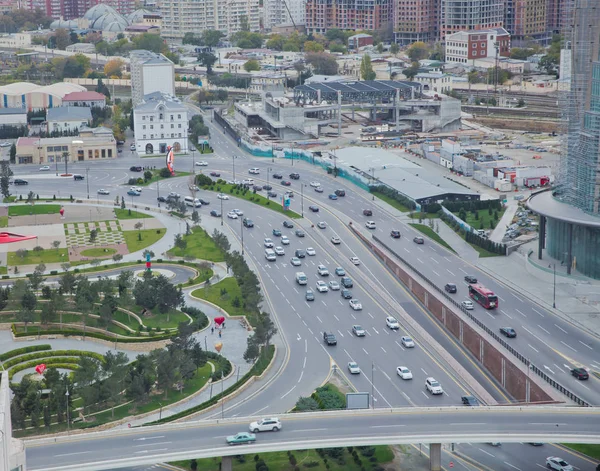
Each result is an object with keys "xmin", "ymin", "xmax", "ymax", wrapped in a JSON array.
[{"xmin": 546, "ymin": 217, "xmax": 600, "ymax": 279}]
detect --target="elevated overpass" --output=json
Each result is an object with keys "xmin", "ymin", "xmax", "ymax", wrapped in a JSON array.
[{"xmin": 24, "ymin": 407, "xmax": 600, "ymax": 471}]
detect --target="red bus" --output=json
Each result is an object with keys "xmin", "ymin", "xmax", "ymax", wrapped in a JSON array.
[{"xmin": 468, "ymin": 284, "xmax": 498, "ymax": 309}]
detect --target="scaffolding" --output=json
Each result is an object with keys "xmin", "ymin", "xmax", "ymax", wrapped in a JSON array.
[{"xmin": 555, "ymin": 0, "xmax": 600, "ymax": 215}]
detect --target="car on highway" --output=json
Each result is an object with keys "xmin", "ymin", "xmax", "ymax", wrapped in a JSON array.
[
  {"xmin": 349, "ymin": 299, "xmax": 362, "ymax": 310},
  {"xmin": 316, "ymin": 281, "xmax": 329, "ymax": 293},
  {"xmin": 232, "ymin": 209, "xmax": 244, "ymax": 216},
  {"xmin": 39, "ymin": 165, "xmax": 50, "ymax": 171},
  {"xmin": 130, "ymin": 165, "xmax": 142, "ymax": 172},
  {"xmin": 281, "ymin": 180, "xmax": 291, "ymax": 186},
  {"xmin": 331, "ymin": 236, "xmax": 341, "ymax": 245},
  {"xmin": 461, "ymin": 395, "xmax": 480, "ymax": 406},
  {"xmin": 73, "ymin": 174, "xmax": 85, "ymax": 181},
  {"xmin": 272, "ymin": 173, "xmax": 283, "ymax": 179},
  {"xmin": 464, "ymin": 275, "xmax": 478, "ymax": 283},
  {"xmin": 390, "ymin": 230, "xmax": 401, "ymax": 238},
  {"xmin": 444, "ymin": 283, "xmax": 457, "ymax": 293},
  {"xmin": 189, "ymin": 185, "xmax": 200, "ymax": 192},
  {"xmin": 199, "ymin": 198, "xmax": 210, "ymax": 205},
  {"xmin": 295, "ymin": 229, "xmax": 305, "ymax": 238},
  {"xmin": 157, "ymin": 196, "xmax": 166, "ymax": 202},
  {"xmin": 365, "ymin": 221, "xmax": 376, "ymax": 229},
  {"xmin": 195, "ymin": 161, "xmax": 208, "ymax": 166},
  {"xmin": 363, "ymin": 209, "xmax": 373, "ymax": 216},
  {"xmin": 291, "ymin": 257, "xmax": 302, "ymax": 267},
  {"xmin": 210, "ymin": 172, "xmax": 221, "ymax": 177},
  {"xmin": 226, "ymin": 432, "xmax": 256, "ymax": 445},
  {"xmin": 310, "ymin": 181, "xmax": 320, "ymax": 187},
  {"xmin": 274, "ymin": 246, "xmax": 284, "ymax": 256},
  {"xmin": 249, "ymin": 417, "xmax": 280, "ymax": 432},
  {"xmin": 272, "ymin": 229, "xmax": 282, "ymax": 237},
  {"xmin": 289, "ymin": 172, "xmax": 300, "ymax": 180},
  {"xmin": 13, "ymin": 179, "xmax": 28, "ymax": 185},
  {"xmin": 284, "ymin": 191, "xmax": 294, "ymax": 198},
  {"xmin": 243, "ymin": 218, "xmax": 254, "ymax": 228},
  {"xmin": 329, "ymin": 280, "xmax": 340, "ymax": 291},
  {"xmin": 249, "ymin": 168, "xmax": 260, "ymax": 174},
  {"xmin": 350, "ymin": 256, "xmax": 360, "ymax": 265},
  {"xmin": 314, "ymin": 186, "xmax": 324, "ymax": 193},
  {"xmin": 571, "ymin": 368, "xmax": 589, "ymax": 380},
  {"xmin": 242, "ymin": 179, "xmax": 254, "ymax": 186},
  {"xmin": 168, "ymin": 192, "xmax": 179, "ymax": 199},
  {"xmin": 335, "ymin": 267, "xmax": 346, "ymax": 276},
  {"xmin": 352, "ymin": 325, "xmax": 366, "ymax": 336},
  {"xmin": 317, "ymin": 265, "xmax": 329, "ymax": 276},
  {"xmin": 283, "ymin": 220, "xmax": 294, "ymax": 228},
  {"xmin": 426, "ymin": 377, "xmax": 444, "ymax": 395},
  {"xmin": 401, "ymin": 336, "xmax": 415, "ymax": 348},
  {"xmin": 413, "ymin": 236, "xmax": 424, "ymax": 244},
  {"xmin": 334, "ymin": 189, "xmax": 345, "ymax": 197},
  {"xmin": 264, "ymin": 238, "xmax": 274, "ymax": 248},
  {"xmin": 348, "ymin": 362, "xmax": 360, "ymax": 374},
  {"xmin": 0, "ymin": 142, "xmax": 11, "ymax": 147},
  {"xmin": 309, "ymin": 205, "xmax": 319, "ymax": 212},
  {"xmin": 295, "ymin": 249, "xmax": 306, "ymax": 258},
  {"xmin": 130, "ymin": 144, "xmax": 136, "ymax": 151},
  {"xmin": 127, "ymin": 190, "xmax": 140, "ymax": 196},
  {"xmin": 386, "ymin": 316, "xmax": 400, "ymax": 330},
  {"xmin": 268, "ymin": 191, "xmax": 278, "ymax": 197},
  {"xmin": 341, "ymin": 277, "xmax": 353, "ymax": 288},
  {"xmin": 227, "ymin": 180, "xmax": 241, "ymax": 185},
  {"xmin": 317, "ymin": 221, "xmax": 327, "ymax": 229},
  {"xmin": 227, "ymin": 211, "xmax": 238, "ymax": 219},
  {"xmin": 341, "ymin": 289, "xmax": 352, "ymax": 299},
  {"xmin": 210, "ymin": 210, "xmax": 221, "ymax": 217},
  {"xmin": 305, "ymin": 289, "xmax": 315, "ymax": 301},
  {"xmin": 306, "ymin": 247, "xmax": 316, "ymax": 256},
  {"xmin": 97, "ymin": 189, "xmax": 110, "ymax": 195},
  {"xmin": 281, "ymin": 236, "xmax": 290, "ymax": 245},
  {"xmin": 396, "ymin": 366, "xmax": 413, "ymax": 380},
  {"xmin": 499, "ymin": 327, "xmax": 517, "ymax": 338},
  {"xmin": 328, "ymin": 194, "xmax": 338, "ymax": 200},
  {"xmin": 323, "ymin": 331, "xmax": 337, "ymax": 345},
  {"xmin": 545, "ymin": 457, "xmax": 573, "ymax": 471},
  {"xmin": 217, "ymin": 193, "xmax": 229, "ymax": 200},
  {"xmin": 462, "ymin": 300, "xmax": 474, "ymax": 310},
  {"xmin": 263, "ymin": 185, "xmax": 272, "ymax": 190}
]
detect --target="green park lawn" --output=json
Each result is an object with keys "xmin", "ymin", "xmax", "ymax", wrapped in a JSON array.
[
  {"xmin": 563, "ymin": 444, "xmax": 600, "ymax": 461},
  {"xmin": 409, "ymin": 224, "xmax": 457, "ymax": 254},
  {"xmin": 454, "ymin": 207, "xmax": 505, "ymax": 231},
  {"xmin": 8, "ymin": 204, "xmax": 62, "ymax": 216},
  {"xmin": 167, "ymin": 227, "xmax": 225, "ymax": 262},
  {"xmin": 80, "ymin": 248, "xmax": 117, "ymax": 257},
  {"xmin": 134, "ymin": 170, "xmax": 191, "ymax": 184},
  {"xmin": 0, "ymin": 216, "xmax": 7, "ymax": 227},
  {"xmin": 8, "ymin": 248, "xmax": 68, "ymax": 265},
  {"xmin": 191, "ymin": 277, "xmax": 245, "ymax": 317},
  {"xmin": 122, "ymin": 229, "xmax": 165, "ymax": 253},
  {"xmin": 114, "ymin": 209, "xmax": 152, "ymax": 219},
  {"xmin": 371, "ymin": 190, "xmax": 412, "ymax": 212}
]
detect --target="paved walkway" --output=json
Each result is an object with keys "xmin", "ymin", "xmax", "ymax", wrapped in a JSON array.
[{"xmin": 488, "ymin": 201, "xmax": 519, "ymax": 243}]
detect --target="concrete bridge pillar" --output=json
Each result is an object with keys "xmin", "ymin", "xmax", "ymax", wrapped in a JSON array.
[
  {"xmin": 221, "ymin": 456, "xmax": 233, "ymax": 471},
  {"xmin": 429, "ymin": 443, "xmax": 441, "ymax": 471}
]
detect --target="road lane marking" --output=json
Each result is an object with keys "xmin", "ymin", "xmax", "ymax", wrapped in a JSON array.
[
  {"xmin": 134, "ymin": 436, "xmax": 165, "ymax": 441},
  {"xmin": 561, "ymin": 341, "xmax": 577, "ymax": 352},
  {"xmin": 370, "ymin": 424, "xmax": 405, "ymax": 428},
  {"xmin": 133, "ymin": 442, "xmax": 172, "ymax": 447},
  {"xmin": 510, "ymin": 293, "xmax": 523, "ymax": 302},
  {"xmin": 421, "ymin": 391, "xmax": 429, "ymax": 399},
  {"xmin": 554, "ymin": 324, "xmax": 568, "ymax": 334},
  {"xmin": 54, "ymin": 452, "xmax": 91, "ymax": 457},
  {"xmin": 316, "ymin": 316, "xmax": 323, "ymax": 323},
  {"xmin": 280, "ymin": 385, "xmax": 297, "ymax": 399},
  {"xmin": 532, "ymin": 307, "xmax": 544, "ymax": 317},
  {"xmin": 368, "ymin": 312, "xmax": 374, "ymax": 319},
  {"xmin": 381, "ymin": 347, "xmax": 387, "ymax": 353},
  {"xmin": 515, "ymin": 308, "xmax": 526, "ymax": 317},
  {"xmin": 477, "ymin": 448, "xmax": 495, "ymax": 458},
  {"xmin": 417, "ymin": 258, "xmax": 424, "ymax": 264},
  {"xmin": 432, "ymin": 270, "xmax": 440, "ymax": 277},
  {"xmin": 362, "ymin": 348, "xmax": 369, "ymax": 355},
  {"xmin": 459, "ymin": 267, "xmax": 467, "ymax": 274},
  {"xmin": 290, "ymin": 428, "xmax": 327, "ymax": 432},
  {"xmin": 503, "ymin": 462, "xmax": 522, "ymax": 471},
  {"xmin": 372, "ymin": 327, "xmax": 379, "ymax": 334},
  {"xmin": 298, "ymin": 371, "xmax": 304, "ymax": 383},
  {"xmin": 430, "ymin": 257, "xmax": 439, "ymax": 264},
  {"xmin": 521, "ymin": 325, "xmax": 545, "ymax": 343},
  {"xmin": 447, "ymin": 269, "xmax": 455, "ymax": 276},
  {"xmin": 333, "ymin": 314, "xmax": 340, "ymax": 321},
  {"xmin": 579, "ymin": 340, "xmax": 593, "ymax": 350},
  {"xmin": 537, "ymin": 325, "xmax": 550, "ymax": 335},
  {"xmin": 450, "ymin": 423, "xmax": 487, "ymax": 426},
  {"xmin": 337, "ymin": 330, "xmax": 344, "ymax": 337},
  {"xmin": 421, "ymin": 368, "xmax": 428, "ymax": 375}
]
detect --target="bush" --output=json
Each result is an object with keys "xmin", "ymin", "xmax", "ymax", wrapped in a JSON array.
[
  {"xmin": 371, "ymin": 185, "xmax": 416, "ymax": 210},
  {"xmin": 303, "ymin": 461, "xmax": 319, "ymax": 468},
  {"xmin": 0, "ymin": 344, "xmax": 51, "ymax": 362}
]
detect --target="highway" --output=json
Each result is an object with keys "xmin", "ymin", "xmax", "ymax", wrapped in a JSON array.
[{"xmin": 24, "ymin": 407, "xmax": 600, "ymax": 471}]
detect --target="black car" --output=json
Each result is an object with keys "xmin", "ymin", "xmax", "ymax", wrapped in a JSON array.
[
  {"xmin": 117, "ymin": 140, "xmax": 125, "ymax": 146},
  {"xmin": 461, "ymin": 396, "xmax": 480, "ymax": 406},
  {"xmin": 263, "ymin": 185, "xmax": 273, "ymax": 190},
  {"xmin": 363, "ymin": 209, "xmax": 373, "ymax": 216},
  {"xmin": 571, "ymin": 367, "xmax": 589, "ymax": 380},
  {"xmin": 157, "ymin": 196, "xmax": 167, "ymax": 202},
  {"xmin": 289, "ymin": 172, "xmax": 300, "ymax": 180},
  {"xmin": 267, "ymin": 191, "xmax": 277, "ymax": 198},
  {"xmin": 341, "ymin": 289, "xmax": 352, "ymax": 299},
  {"xmin": 341, "ymin": 277, "xmax": 353, "ymax": 288},
  {"xmin": 413, "ymin": 236, "xmax": 424, "ymax": 244},
  {"xmin": 295, "ymin": 249, "xmax": 306, "ymax": 258},
  {"xmin": 14, "ymin": 179, "xmax": 28, "ymax": 185},
  {"xmin": 464, "ymin": 275, "xmax": 478, "ymax": 284},
  {"xmin": 130, "ymin": 166, "xmax": 143, "ymax": 172},
  {"xmin": 199, "ymin": 198, "xmax": 210, "ymax": 205},
  {"xmin": 334, "ymin": 189, "xmax": 346, "ymax": 197},
  {"xmin": 210, "ymin": 172, "xmax": 220, "ymax": 177},
  {"xmin": 295, "ymin": 230, "xmax": 305, "ymax": 237},
  {"xmin": 243, "ymin": 218, "xmax": 254, "ymax": 228},
  {"xmin": 73, "ymin": 174, "xmax": 84, "ymax": 180},
  {"xmin": 283, "ymin": 220, "xmax": 294, "ymax": 228},
  {"xmin": 281, "ymin": 180, "xmax": 291, "ymax": 186},
  {"xmin": 323, "ymin": 332, "xmax": 337, "ymax": 346},
  {"xmin": 210, "ymin": 209, "xmax": 221, "ymax": 217},
  {"xmin": 390, "ymin": 230, "xmax": 401, "ymax": 239},
  {"xmin": 272, "ymin": 173, "xmax": 283, "ymax": 179},
  {"xmin": 499, "ymin": 327, "xmax": 517, "ymax": 338},
  {"xmin": 444, "ymin": 283, "xmax": 457, "ymax": 293},
  {"xmin": 253, "ymin": 185, "xmax": 263, "ymax": 191}
]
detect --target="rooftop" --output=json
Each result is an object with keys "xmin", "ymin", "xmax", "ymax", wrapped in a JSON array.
[
  {"xmin": 47, "ymin": 107, "xmax": 92, "ymax": 121},
  {"xmin": 62, "ymin": 91, "xmax": 106, "ymax": 101},
  {"xmin": 134, "ymin": 92, "xmax": 187, "ymax": 112}
]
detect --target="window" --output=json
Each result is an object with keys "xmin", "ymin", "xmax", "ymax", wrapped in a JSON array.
[
  {"xmin": 161, "ymin": 134, "xmax": 164, "ymax": 138},
  {"xmin": 94, "ymin": 149, "xmax": 99, "ymax": 159},
  {"xmin": 108, "ymin": 149, "xmax": 112, "ymax": 157},
  {"xmin": 170, "ymin": 115, "xmax": 174, "ymax": 120},
  {"xmin": 88, "ymin": 150, "xmax": 92, "ymax": 159},
  {"xmin": 143, "ymin": 135, "xmax": 147, "ymax": 139},
  {"xmin": 150, "ymin": 116, "xmax": 154, "ymax": 122},
  {"xmin": 161, "ymin": 124, "xmax": 164, "ymax": 129},
  {"xmin": 142, "ymin": 116, "xmax": 146, "ymax": 120},
  {"xmin": 171, "ymin": 124, "xmax": 174, "ymax": 128},
  {"xmin": 177, "ymin": 114, "xmax": 181, "ymax": 119},
  {"xmin": 178, "ymin": 123, "xmax": 181, "ymax": 128},
  {"xmin": 159, "ymin": 113, "xmax": 163, "ymax": 120},
  {"xmin": 101, "ymin": 149, "xmax": 106, "ymax": 158},
  {"xmin": 143, "ymin": 125, "xmax": 146, "ymax": 130},
  {"xmin": 150, "ymin": 125, "xmax": 153, "ymax": 130}
]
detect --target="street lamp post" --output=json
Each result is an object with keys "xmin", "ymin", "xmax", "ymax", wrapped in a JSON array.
[
  {"xmin": 191, "ymin": 147, "xmax": 196, "ymax": 172},
  {"xmin": 267, "ymin": 168, "xmax": 271, "ymax": 200},
  {"xmin": 157, "ymin": 178, "xmax": 160, "ymax": 208},
  {"xmin": 159, "ymin": 402, "xmax": 163, "ymax": 420},
  {"xmin": 220, "ymin": 197, "xmax": 223, "ymax": 226},
  {"xmin": 65, "ymin": 388, "xmax": 70, "ymax": 434},
  {"xmin": 301, "ymin": 184, "xmax": 304, "ymax": 217},
  {"xmin": 291, "ymin": 147, "xmax": 294, "ymax": 166},
  {"xmin": 240, "ymin": 217, "xmax": 244, "ymax": 255},
  {"xmin": 553, "ymin": 263, "xmax": 556, "ymax": 308},
  {"xmin": 371, "ymin": 362, "xmax": 374, "ymax": 409},
  {"xmin": 221, "ymin": 371, "xmax": 225, "ymax": 419},
  {"xmin": 86, "ymin": 167, "xmax": 89, "ymax": 199},
  {"xmin": 232, "ymin": 155, "xmax": 237, "ymax": 182}
]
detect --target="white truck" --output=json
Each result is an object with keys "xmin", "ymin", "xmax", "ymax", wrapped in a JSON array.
[{"xmin": 295, "ymin": 272, "xmax": 307, "ymax": 285}]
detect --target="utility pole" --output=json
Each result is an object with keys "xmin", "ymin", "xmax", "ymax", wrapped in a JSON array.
[
  {"xmin": 240, "ymin": 217, "xmax": 244, "ymax": 255},
  {"xmin": 232, "ymin": 155, "xmax": 236, "ymax": 182},
  {"xmin": 301, "ymin": 184, "xmax": 304, "ymax": 217},
  {"xmin": 220, "ymin": 198, "xmax": 223, "ymax": 226},
  {"xmin": 65, "ymin": 388, "xmax": 70, "ymax": 434},
  {"xmin": 371, "ymin": 362, "xmax": 374, "ymax": 409},
  {"xmin": 157, "ymin": 178, "xmax": 160, "ymax": 207},
  {"xmin": 494, "ymin": 42, "xmax": 500, "ymax": 94},
  {"xmin": 553, "ymin": 264, "xmax": 556, "ymax": 308},
  {"xmin": 86, "ymin": 167, "xmax": 89, "ymax": 199}
]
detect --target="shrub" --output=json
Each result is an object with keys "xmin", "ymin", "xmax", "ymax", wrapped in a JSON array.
[{"xmin": 303, "ymin": 461, "xmax": 319, "ymax": 468}]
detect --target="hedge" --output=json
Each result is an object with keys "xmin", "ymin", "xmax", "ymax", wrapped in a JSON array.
[
  {"xmin": 442, "ymin": 199, "xmax": 502, "ymax": 213},
  {"xmin": 181, "ymin": 306, "xmax": 209, "ymax": 330},
  {"xmin": 370, "ymin": 185, "xmax": 416, "ymax": 210},
  {"xmin": 11, "ymin": 324, "xmax": 173, "ymax": 343},
  {"xmin": 0, "ymin": 344, "xmax": 51, "ymax": 362},
  {"xmin": 204, "ymin": 351, "xmax": 232, "ymax": 381},
  {"xmin": 8, "ymin": 358, "xmax": 82, "ymax": 380},
  {"xmin": 4, "ymin": 350, "xmax": 105, "ymax": 368}
]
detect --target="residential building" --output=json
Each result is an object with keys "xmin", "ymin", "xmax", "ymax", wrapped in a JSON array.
[
  {"xmin": 161, "ymin": 0, "xmax": 260, "ymax": 40},
  {"xmin": 440, "ymin": 0, "xmax": 504, "ymax": 40},
  {"xmin": 46, "ymin": 107, "xmax": 92, "ymax": 134},
  {"xmin": 394, "ymin": 0, "xmax": 438, "ymax": 45},
  {"xmin": 348, "ymin": 33, "xmax": 373, "ymax": 50},
  {"xmin": 264, "ymin": 0, "xmax": 305, "ymax": 29},
  {"xmin": 25, "ymin": 0, "xmax": 134, "ymax": 19},
  {"xmin": 547, "ymin": 0, "xmax": 574, "ymax": 34},
  {"xmin": 15, "ymin": 130, "xmax": 117, "ymax": 165},
  {"xmin": 0, "ymin": 82, "xmax": 88, "ymax": 110},
  {"xmin": 414, "ymin": 72, "xmax": 453, "ymax": 93},
  {"xmin": 0, "ymin": 108, "xmax": 27, "ymax": 127},
  {"xmin": 445, "ymin": 28, "xmax": 510, "ymax": 65},
  {"xmin": 61, "ymin": 91, "xmax": 107, "ymax": 108},
  {"xmin": 305, "ymin": 0, "xmax": 391, "ymax": 35},
  {"xmin": 250, "ymin": 73, "xmax": 287, "ymax": 93},
  {"xmin": 504, "ymin": 0, "xmax": 551, "ymax": 44},
  {"xmin": 130, "ymin": 50, "xmax": 175, "ymax": 107},
  {"xmin": 132, "ymin": 92, "xmax": 188, "ymax": 155}
]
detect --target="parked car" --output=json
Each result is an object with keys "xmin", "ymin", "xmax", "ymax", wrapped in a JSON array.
[{"xmin": 130, "ymin": 144, "xmax": 136, "ymax": 151}]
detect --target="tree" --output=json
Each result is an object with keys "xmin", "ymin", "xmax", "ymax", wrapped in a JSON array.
[
  {"xmin": 266, "ymin": 34, "xmax": 285, "ymax": 51},
  {"xmin": 103, "ymin": 58, "xmax": 124, "ymax": 77},
  {"xmin": 243, "ymin": 59, "xmax": 260, "ymax": 72},
  {"xmin": 9, "ymin": 143, "xmax": 16, "ymax": 164},
  {"xmin": 59, "ymin": 271, "xmax": 76, "ymax": 294},
  {"xmin": 403, "ymin": 62, "xmax": 420, "ymax": 80},
  {"xmin": 89, "ymin": 229, "xmax": 98, "ymax": 244},
  {"xmin": 132, "ymin": 33, "xmax": 165, "ymax": 54},
  {"xmin": 54, "ymin": 28, "xmax": 70, "ymax": 50},
  {"xmin": 174, "ymin": 233, "xmax": 187, "ymax": 251},
  {"xmin": 407, "ymin": 41, "xmax": 429, "ymax": 62},
  {"xmin": 304, "ymin": 40, "xmax": 324, "ymax": 53},
  {"xmin": 360, "ymin": 54, "xmax": 376, "ymax": 80},
  {"xmin": 102, "ymin": 351, "xmax": 129, "ymax": 418},
  {"xmin": 40, "ymin": 295, "xmax": 57, "ymax": 325},
  {"xmin": 376, "ymin": 42, "xmax": 384, "ymax": 54},
  {"xmin": 29, "ymin": 263, "xmax": 46, "ymax": 290},
  {"xmin": 390, "ymin": 43, "xmax": 399, "ymax": 56},
  {"xmin": 51, "ymin": 240, "xmax": 61, "ymax": 252},
  {"xmin": 305, "ymin": 52, "xmax": 338, "ymax": 75},
  {"xmin": 0, "ymin": 161, "xmax": 13, "ymax": 200},
  {"xmin": 295, "ymin": 396, "xmax": 319, "ymax": 411},
  {"xmin": 182, "ymin": 32, "xmax": 201, "ymax": 46},
  {"xmin": 198, "ymin": 52, "xmax": 218, "ymax": 74},
  {"xmin": 468, "ymin": 70, "xmax": 479, "ymax": 91},
  {"xmin": 202, "ymin": 30, "xmax": 225, "ymax": 48}
]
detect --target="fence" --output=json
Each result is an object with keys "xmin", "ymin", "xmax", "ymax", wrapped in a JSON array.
[
  {"xmin": 213, "ymin": 110, "xmax": 241, "ymax": 144},
  {"xmin": 440, "ymin": 205, "xmax": 473, "ymax": 233},
  {"xmin": 371, "ymin": 234, "xmax": 590, "ymax": 407}
]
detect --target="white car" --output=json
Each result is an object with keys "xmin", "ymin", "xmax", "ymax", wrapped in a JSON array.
[
  {"xmin": 426, "ymin": 377, "xmax": 443, "ymax": 395},
  {"xmin": 130, "ymin": 144, "xmax": 136, "ymax": 151},
  {"xmin": 317, "ymin": 265, "xmax": 329, "ymax": 276},
  {"xmin": 189, "ymin": 185, "xmax": 200, "ymax": 191},
  {"xmin": 130, "ymin": 186, "xmax": 142, "ymax": 193},
  {"xmin": 0, "ymin": 142, "xmax": 11, "ymax": 147},
  {"xmin": 365, "ymin": 221, "xmax": 376, "ymax": 229},
  {"xmin": 350, "ymin": 256, "xmax": 360, "ymax": 265},
  {"xmin": 329, "ymin": 280, "xmax": 340, "ymax": 291},
  {"xmin": 331, "ymin": 236, "xmax": 341, "ymax": 245},
  {"xmin": 227, "ymin": 211, "xmax": 238, "ymax": 219},
  {"xmin": 462, "ymin": 300, "xmax": 474, "ymax": 310},
  {"xmin": 401, "ymin": 336, "xmax": 415, "ymax": 348},
  {"xmin": 349, "ymin": 299, "xmax": 362, "ymax": 310},
  {"xmin": 317, "ymin": 221, "xmax": 327, "ymax": 229},
  {"xmin": 396, "ymin": 366, "xmax": 413, "ymax": 380},
  {"xmin": 545, "ymin": 457, "xmax": 573, "ymax": 471},
  {"xmin": 306, "ymin": 247, "xmax": 316, "ymax": 256},
  {"xmin": 316, "ymin": 280, "xmax": 329, "ymax": 293},
  {"xmin": 310, "ymin": 181, "xmax": 320, "ymax": 187},
  {"xmin": 39, "ymin": 165, "xmax": 50, "ymax": 171},
  {"xmin": 352, "ymin": 325, "xmax": 366, "ymax": 336},
  {"xmin": 386, "ymin": 316, "xmax": 400, "ymax": 330},
  {"xmin": 97, "ymin": 189, "xmax": 110, "ymax": 195},
  {"xmin": 232, "ymin": 209, "xmax": 244, "ymax": 216},
  {"xmin": 242, "ymin": 179, "xmax": 254, "ymax": 185},
  {"xmin": 195, "ymin": 161, "xmax": 208, "ymax": 166},
  {"xmin": 281, "ymin": 236, "xmax": 290, "ymax": 245},
  {"xmin": 274, "ymin": 246, "xmax": 284, "ymax": 256},
  {"xmin": 249, "ymin": 417, "xmax": 281, "ymax": 432},
  {"xmin": 168, "ymin": 192, "xmax": 180, "ymax": 198},
  {"xmin": 227, "ymin": 180, "xmax": 241, "ymax": 185},
  {"xmin": 290, "ymin": 257, "xmax": 301, "ymax": 266},
  {"xmin": 217, "ymin": 193, "xmax": 229, "ymax": 200},
  {"xmin": 249, "ymin": 168, "xmax": 260, "ymax": 174},
  {"xmin": 348, "ymin": 362, "xmax": 361, "ymax": 374},
  {"xmin": 264, "ymin": 238, "xmax": 274, "ymax": 248}
]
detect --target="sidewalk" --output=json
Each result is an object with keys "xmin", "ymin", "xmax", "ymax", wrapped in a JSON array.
[{"xmin": 488, "ymin": 202, "xmax": 519, "ymax": 243}]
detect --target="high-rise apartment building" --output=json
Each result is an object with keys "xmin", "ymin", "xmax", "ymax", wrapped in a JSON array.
[
  {"xmin": 264, "ymin": 0, "xmax": 305, "ymax": 30},
  {"xmin": 305, "ymin": 0, "xmax": 391, "ymax": 35},
  {"xmin": 546, "ymin": 0, "xmax": 573, "ymax": 34},
  {"xmin": 161, "ymin": 0, "xmax": 260, "ymax": 40},
  {"xmin": 130, "ymin": 50, "xmax": 175, "ymax": 107},
  {"xmin": 394, "ymin": 0, "xmax": 439, "ymax": 45},
  {"xmin": 26, "ymin": 0, "xmax": 134, "ymax": 19},
  {"xmin": 440, "ymin": 0, "xmax": 504, "ymax": 40},
  {"xmin": 503, "ymin": 0, "xmax": 550, "ymax": 44}
]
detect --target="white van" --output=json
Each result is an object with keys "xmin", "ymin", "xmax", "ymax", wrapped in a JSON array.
[
  {"xmin": 184, "ymin": 196, "xmax": 202, "ymax": 207},
  {"xmin": 295, "ymin": 272, "xmax": 307, "ymax": 285},
  {"xmin": 265, "ymin": 249, "xmax": 276, "ymax": 261}
]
